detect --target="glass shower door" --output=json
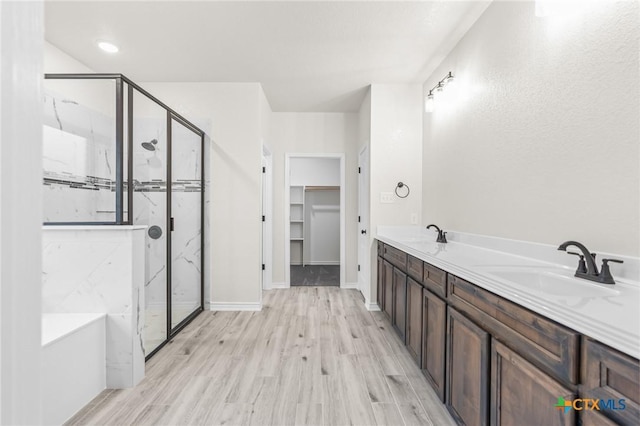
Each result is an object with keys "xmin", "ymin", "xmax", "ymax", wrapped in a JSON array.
[
  {"xmin": 133, "ymin": 91, "xmax": 168, "ymax": 356},
  {"xmin": 169, "ymin": 117, "xmax": 203, "ymax": 329}
]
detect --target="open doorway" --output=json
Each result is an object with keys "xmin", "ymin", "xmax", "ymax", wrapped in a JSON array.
[{"xmin": 285, "ymin": 154, "xmax": 345, "ymax": 287}]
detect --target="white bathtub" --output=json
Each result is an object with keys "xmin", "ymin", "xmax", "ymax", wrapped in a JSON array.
[{"xmin": 42, "ymin": 313, "xmax": 106, "ymax": 425}]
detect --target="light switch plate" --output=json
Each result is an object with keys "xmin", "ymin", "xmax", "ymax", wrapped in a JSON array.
[
  {"xmin": 380, "ymin": 192, "xmax": 394, "ymax": 203},
  {"xmin": 410, "ymin": 213, "xmax": 418, "ymax": 224}
]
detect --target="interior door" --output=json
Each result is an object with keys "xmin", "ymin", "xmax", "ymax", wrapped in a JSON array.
[
  {"xmin": 358, "ymin": 146, "xmax": 370, "ymax": 298},
  {"xmin": 169, "ymin": 116, "xmax": 202, "ymax": 330}
]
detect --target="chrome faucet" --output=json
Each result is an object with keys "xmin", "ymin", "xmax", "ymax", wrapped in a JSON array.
[
  {"xmin": 426, "ymin": 224, "xmax": 447, "ymax": 243},
  {"xmin": 557, "ymin": 240, "xmax": 623, "ymax": 284}
]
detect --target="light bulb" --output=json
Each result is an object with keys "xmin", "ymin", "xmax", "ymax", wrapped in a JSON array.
[
  {"xmin": 446, "ymin": 74, "xmax": 455, "ymax": 88},
  {"xmin": 425, "ymin": 93, "xmax": 434, "ymax": 113},
  {"xmin": 97, "ymin": 41, "xmax": 119, "ymax": 53}
]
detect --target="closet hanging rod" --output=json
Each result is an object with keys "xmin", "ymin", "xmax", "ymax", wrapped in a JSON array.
[{"xmin": 304, "ymin": 186, "xmax": 340, "ymax": 191}]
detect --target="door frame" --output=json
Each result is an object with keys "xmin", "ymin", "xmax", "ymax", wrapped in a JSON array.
[
  {"xmin": 358, "ymin": 144, "xmax": 371, "ymax": 305},
  {"xmin": 284, "ymin": 153, "xmax": 345, "ymax": 288},
  {"xmin": 261, "ymin": 145, "xmax": 273, "ymax": 291}
]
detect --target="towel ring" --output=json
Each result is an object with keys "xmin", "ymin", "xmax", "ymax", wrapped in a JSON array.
[{"xmin": 395, "ymin": 182, "xmax": 410, "ymax": 198}]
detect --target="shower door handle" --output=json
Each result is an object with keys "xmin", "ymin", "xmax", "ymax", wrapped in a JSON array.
[{"xmin": 170, "ymin": 217, "xmax": 175, "ymax": 231}]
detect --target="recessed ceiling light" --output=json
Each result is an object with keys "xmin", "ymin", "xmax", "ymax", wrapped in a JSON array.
[{"xmin": 97, "ymin": 41, "xmax": 119, "ymax": 54}]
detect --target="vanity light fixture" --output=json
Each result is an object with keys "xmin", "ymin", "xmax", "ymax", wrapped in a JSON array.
[
  {"xmin": 97, "ymin": 40, "xmax": 119, "ymax": 53},
  {"xmin": 424, "ymin": 71, "xmax": 455, "ymax": 113}
]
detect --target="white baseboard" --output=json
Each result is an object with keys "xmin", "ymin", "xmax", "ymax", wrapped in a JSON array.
[
  {"xmin": 341, "ymin": 282, "xmax": 359, "ymax": 289},
  {"xmin": 365, "ymin": 302, "xmax": 381, "ymax": 311},
  {"xmin": 269, "ymin": 282, "xmax": 289, "ymax": 289},
  {"xmin": 304, "ymin": 261, "xmax": 340, "ymax": 266},
  {"xmin": 209, "ymin": 302, "xmax": 262, "ymax": 311}
]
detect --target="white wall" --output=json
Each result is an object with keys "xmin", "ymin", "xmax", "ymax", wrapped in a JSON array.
[
  {"xmin": 304, "ymin": 189, "xmax": 340, "ymax": 265},
  {"xmin": 422, "ymin": 1, "xmax": 640, "ymax": 257},
  {"xmin": 0, "ymin": 2, "xmax": 44, "ymax": 424},
  {"xmin": 270, "ymin": 113, "xmax": 358, "ymax": 285},
  {"xmin": 142, "ymin": 82, "xmax": 263, "ymax": 309},
  {"xmin": 291, "ymin": 157, "xmax": 341, "ymax": 186},
  {"xmin": 368, "ymin": 84, "xmax": 423, "ymax": 304}
]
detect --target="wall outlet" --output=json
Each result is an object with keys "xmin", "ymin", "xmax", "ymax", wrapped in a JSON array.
[
  {"xmin": 410, "ymin": 213, "xmax": 418, "ymax": 224},
  {"xmin": 380, "ymin": 192, "xmax": 394, "ymax": 203}
]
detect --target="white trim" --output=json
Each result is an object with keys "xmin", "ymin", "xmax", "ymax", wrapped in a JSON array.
[
  {"xmin": 357, "ymin": 144, "xmax": 371, "ymax": 304},
  {"xmin": 365, "ymin": 303, "xmax": 381, "ymax": 312},
  {"xmin": 269, "ymin": 282, "xmax": 289, "ymax": 289},
  {"xmin": 301, "ymin": 261, "xmax": 340, "ymax": 266},
  {"xmin": 210, "ymin": 302, "xmax": 262, "ymax": 312},
  {"xmin": 342, "ymin": 282, "xmax": 359, "ymax": 289},
  {"xmin": 284, "ymin": 153, "xmax": 346, "ymax": 288},
  {"xmin": 261, "ymin": 146, "xmax": 273, "ymax": 292}
]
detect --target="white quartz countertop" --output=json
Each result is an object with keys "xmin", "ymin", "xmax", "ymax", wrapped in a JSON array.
[{"xmin": 376, "ymin": 226, "xmax": 640, "ymax": 359}]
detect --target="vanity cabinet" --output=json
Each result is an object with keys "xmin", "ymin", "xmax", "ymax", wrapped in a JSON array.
[
  {"xmin": 446, "ymin": 307, "xmax": 490, "ymax": 426},
  {"xmin": 447, "ymin": 274, "xmax": 580, "ymax": 387},
  {"xmin": 375, "ymin": 240, "xmax": 639, "ymax": 426},
  {"xmin": 447, "ymin": 274, "xmax": 580, "ymax": 425},
  {"xmin": 406, "ymin": 277, "xmax": 423, "ymax": 364},
  {"xmin": 422, "ymin": 288, "xmax": 446, "ymax": 401}
]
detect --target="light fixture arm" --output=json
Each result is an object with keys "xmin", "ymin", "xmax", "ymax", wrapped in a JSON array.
[
  {"xmin": 426, "ymin": 71, "xmax": 454, "ymax": 96},
  {"xmin": 424, "ymin": 71, "xmax": 454, "ymax": 113}
]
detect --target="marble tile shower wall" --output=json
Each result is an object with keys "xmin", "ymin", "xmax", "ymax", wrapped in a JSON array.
[
  {"xmin": 42, "ymin": 88, "xmax": 203, "ymax": 313},
  {"xmin": 42, "ymin": 227, "xmax": 146, "ymax": 388},
  {"xmin": 43, "ymin": 89, "xmax": 116, "ymax": 223}
]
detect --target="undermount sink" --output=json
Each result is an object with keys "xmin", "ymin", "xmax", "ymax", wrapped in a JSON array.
[{"xmin": 483, "ymin": 268, "xmax": 621, "ymax": 298}]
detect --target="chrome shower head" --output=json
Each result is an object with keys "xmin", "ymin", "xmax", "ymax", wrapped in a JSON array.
[{"xmin": 141, "ymin": 139, "xmax": 158, "ymax": 151}]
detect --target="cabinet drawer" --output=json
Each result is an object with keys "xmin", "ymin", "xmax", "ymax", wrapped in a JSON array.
[
  {"xmin": 377, "ymin": 240, "xmax": 384, "ymax": 257},
  {"xmin": 407, "ymin": 255, "xmax": 423, "ymax": 282},
  {"xmin": 581, "ymin": 338, "xmax": 639, "ymax": 425},
  {"xmin": 423, "ymin": 263, "xmax": 446, "ymax": 298},
  {"xmin": 447, "ymin": 275, "xmax": 580, "ymax": 387},
  {"xmin": 383, "ymin": 244, "xmax": 407, "ymax": 270}
]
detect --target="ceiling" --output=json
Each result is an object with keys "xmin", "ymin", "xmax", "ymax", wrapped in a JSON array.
[{"xmin": 45, "ymin": 1, "xmax": 491, "ymax": 112}]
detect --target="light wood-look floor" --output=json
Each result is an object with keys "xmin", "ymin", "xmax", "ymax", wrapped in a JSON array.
[{"xmin": 66, "ymin": 287, "xmax": 455, "ymax": 426}]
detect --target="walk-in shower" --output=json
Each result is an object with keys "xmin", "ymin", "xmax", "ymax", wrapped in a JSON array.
[{"xmin": 42, "ymin": 74, "xmax": 205, "ymax": 359}]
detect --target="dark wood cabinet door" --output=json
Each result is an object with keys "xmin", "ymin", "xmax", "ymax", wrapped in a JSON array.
[
  {"xmin": 406, "ymin": 277, "xmax": 422, "ymax": 365},
  {"xmin": 392, "ymin": 268, "xmax": 407, "ymax": 342},
  {"xmin": 446, "ymin": 307, "xmax": 490, "ymax": 426},
  {"xmin": 422, "ymin": 288, "xmax": 446, "ymax": 402},
  {"xmin": 491, "ymin": 340, "xmax": 575, "ymax": 426},
  {"xmin": 382, "ymin": 260, "xmax": 393, "ymax": 320},
  {"xmin": 581, "ymin": 338, "xmax": 639, "ymax": 425}
]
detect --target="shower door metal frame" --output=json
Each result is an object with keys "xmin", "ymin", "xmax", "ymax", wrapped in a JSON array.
[{"xmin": 43, "ymin": 74, "xmax": 206, "ymax": 360}]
